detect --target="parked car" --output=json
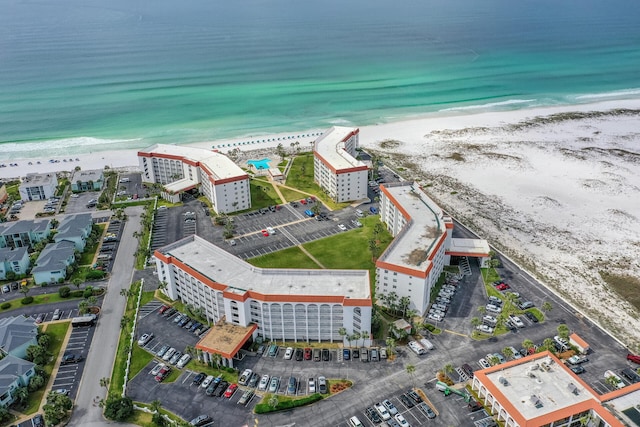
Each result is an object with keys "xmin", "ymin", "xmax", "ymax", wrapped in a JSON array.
[
  {"xmin": 476, "ymin": 324, "xmax": 494, "ymax": 334},
  {"xmin": 626, "ymin": 353, "xmax": 640, "ymax": 364},
  {"xmin": 213, "ymin": 381, "xmax": 229, "ymax": 397},
  {"xmin": 52, "ymin": 309, "xmax": 61, "ymax": 320},
  {"xmin": 304, "ymin": 347, "xmax": 312, "ymax": 360},
  {"xmin": 154, "ymin": 366, "xmax": 171, "ymax": 382},
  {"xmin": 224, "ymin": 383, "xmax": 238, "ymax": 398},
  {"xmin": 570, "ymin": 366, "xmax": 585, "ymax": 375},
  {"xmin": 201, "ymin": 375, "xmax": 215, "ymax": 389},
  {"xmin": 248, "ymin": 372, "xmax": 259, "ymax": 388},
  {"xmin": 308, "ymin": 377, "xmax": 316, "ymax": 393},
  {"xmin": 32, "ymin": 414, "xmax": 45, "ymax": 427},
  {"xmin": 365, "ymin": 407, "xmax": 382, "ymax": 424},
  {"xmin": 519, "ymin": 301, "xmax": 535, "ymax": 309},
  {"xmin": 150, "ymin": 363, "xmax": 165, "ymax": 376},
  {"xmin": 407, "ymin": 390, "xmax": 423, "ymax": 403},
  {"xmin": 268, "ymin": 377, "xmax": 280, "ymax": 393},
  {"xmin": 343, "ymin": 348, "xmax": 350, "ymax": 360},
  {"xmin": 374, "ymin": 402, "xmax": 391, "ymax": 421},
  {"xmin": 239, "ymin": 369, "xmax": 253, "ymax": 386},
  {"xmin": 525, "ymin": 311, "xmax": 539, "ymax": 323},
  {"xmin": 318, "ymin": 376, "xmax": 327, "ymax": 394},
  {"xmin": 162, "ymin": 348, "xmax": 176, "ymax": 361},
  {"xmin": 284, "ymin": 347, "xmax": 294, "ymax": 360},
  {"xmin": 189, "ymin": 415, "xmax": 212, "ymax": 426},
  {"xmin": 322, "ymin": 348, "xmax": 330, "ymax": 361},
  {"xmin": 61, "ymin": 354, "xmax": 83, "ymax": 365},
  {"xmin": 394, "ymin": 413, "xmax": 410, "ymax": 426},
  {"xmin": 295, "ymin": 348, "xmax": 303, "ymax": 361},
  {"xmin": 137, "ymin": 333, "xmax": 154, "ymax": 346},
  {"xmin": 258, "ymin": 374, "xmax": 270, "ymax": 391},
  {"xmin": 383, "ymin": 399, "xmax": 398, "ymax": 415},
  {"xmin": 478, "ymin": 358, "xmax": 491, "ymax": 369},
  {"xmin": 156, "ymin": 345, "xmax": 170, "ymax": 358},
  {"xmin": 238, "ymin": 389, "xmax": 254, "ymax": 405},
  {"xmin": 176, "ymin": 354, "xmax": 191, "ymax": 369},
  {"xmin": 399, "ymin": 393, "xmax": 414, "ymax": 408},
  {"xmin": 287, "ymin": 376, "xmax": 297, "ymax": 394}
]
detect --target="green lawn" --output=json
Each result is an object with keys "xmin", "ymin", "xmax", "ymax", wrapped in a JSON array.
[
  {"xmin": 250, "ymin": 180, "xmax": 282, "ymax": 210},
  {"xmin": 110, "ymin": 281, "xmax": 142, "ymax": 396},
  {"xmin": 0, "ymin": 291, "xmax": 83, "ymax": 313},
  {"xmin": 249, "ymin": 247, "xmax": 319, "ymax": 269},
  {"xmin": 480, "ymin": 267, "xmax": 502, "ymax": 285},
  {"xmin": 79, "ymin": 224, "xmax": 105, "ymax": 265},
  {"xmin": 23, "ymin": 322, "xmax": 70, "ymax": 415},
  {"xmin": 277, "ymin": 187, "xmax": 309, "ymax": 203},
  {"xmin": 130, "ymin": 345, "xmax": 155, "ymax": 380},
  {"xmin": 284, "ymin": 154, "xmax": 349, "ymax": 210}
]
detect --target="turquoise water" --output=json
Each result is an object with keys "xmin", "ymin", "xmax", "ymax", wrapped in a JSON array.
[
  {"xmin": 247, "ymin": 158, "xmax": 272, "ymax": 170},
  {"xmin": 1, "ymin": 0, "xmax": 639, "ymax": 159}
]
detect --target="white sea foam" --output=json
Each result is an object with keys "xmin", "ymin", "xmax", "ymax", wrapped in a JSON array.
[
  {"xmin": 573, "ymin": 88, "xmax": 640, "ymax": 101},
  {"xmin": 1, "ymin": 137, "xmax": 143, "ymax": 154},
  {"xmin": 439, "ymin": 99, "xmax": 537, "ymax": 112}
]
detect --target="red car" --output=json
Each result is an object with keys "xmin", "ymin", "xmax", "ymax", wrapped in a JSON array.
[
  {"xmin": 304, "ymin": 347, "xmax": 312, "ymax": 360},
  {"xmin": 628, "ymin": 353, "xmax": 640, "ymax": 364},
  {"xmin": 261, "ymin": 229, "xmax": 269, "ymax": 237},
  {"xmin": 158, "ymin": 305, "xmax": 170, "ymax": 315},
  {"xmin": 300, "ymin": 199, "xmax": 307, "ymax": 205},
  {"xmin": 496, "ymin": 283, "xmax": 510, "ymax": 291},
  {"xmin": 224, "ymin": 383, "xmax": 238, "ymax": 398},
  {"xmin": 155, "ymin": 366, "xmax": 171, "ymax": 382}
]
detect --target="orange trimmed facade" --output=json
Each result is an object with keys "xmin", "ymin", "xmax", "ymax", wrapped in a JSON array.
[
  {"xmin": 472, "ymin": 351, "xmax": 634, "ymax": 427},
  {"xmin": 313, "ymin": 127, "xmax": 369, "ymax": 202},
  {"xmin": 138, "ymin": 144, "xmax": 250, "ymax": 213}
]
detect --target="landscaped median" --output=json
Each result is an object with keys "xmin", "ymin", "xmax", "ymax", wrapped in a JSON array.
[{"xmin": 254, "ymin": 379, "xmax": 352, "ymax": 414}]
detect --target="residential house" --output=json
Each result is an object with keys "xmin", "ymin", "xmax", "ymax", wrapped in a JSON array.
[
  {"xmin": 32, "ymin": 241, "xmax": 76, "ymax": 285},
  {"xmin": 0, "ymin": 247, "xmax": 30, "ymax": 280},
  {"xmin": 18, "ymin": 173, "xmax": 58, "ymax": 201},
  {"xmin": 0, "ymin": 219, "xmax": 52, "ymax": 249},
  {"xmin": 0, "ymin": 354, "xmax": 36, "ymax": 407},
  {"xmin": 54, "ymin": 213, "xmax": 93, "ymax": 252},
  {"xmin": 0, "ymin": 316, "xmax": 38, "ymax": 359},
  {"xmin": 70, "ymin": 169, "xmax": 104, "ymax": 192}
]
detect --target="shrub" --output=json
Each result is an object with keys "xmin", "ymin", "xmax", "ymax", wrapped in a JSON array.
[
  {"xmin": 86, "ymin": 270, "xmax": 105, "ymax": 280},
  {"xmin": 83, "ymin": 287, "xmax": 94, "ymax": 298},
  {"xmin": 59, "ymin": 286, "xmax": 71, "ymax": 298},
  {"xmin": 70, "ymin": 290, "xmax": 84, "ymax": 298},
  {"xmin": 104, "ymin": 396, "xmax": 134, "ymax": 421},
  {"xmin": 21, "ymin": 296, "xmax": 34, "ymax": 305},
  {"xmin": 254, "ymin": 394, "xmax": 323, "ymax": 414},
  {"xmin": 0, "ymin": 302, "xmax": 10, "ymax": 310}
]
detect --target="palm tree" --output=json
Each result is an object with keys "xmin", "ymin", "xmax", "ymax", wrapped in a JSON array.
[
  {"xmin": 405, "ymin": 309, "xmax": 417, "ymax": 328},
  {"xmin": 14, "ymin": 386, "xmax": 29, "ymax": 405},
  {"xmin": 268, "ymin": 395, "xmax": 279, "ymax": 410},
  {"xmin": 120, "ymin": 315, "xmax": 130, "ymax": 329},
  {"xmin": 406, "ymin": 364, "xmax": 416, "ymax": 387},
  {"xmin": 352, "ymin": 332, "xmax": 361, "ymax": 348},
  {"xmin": 557, "ymin": 324, "xmax": 570, "ymax": 340},
  {"xmin": 522, "ymin": 339, "xmax": 535, "ymax": 355},
  {"xmin": 385, "ymin": 337, "xmax": 396, "ymax": 356},
  {"xmin": 542, "ymin": 301, "xmax": 553, "ymax": 314},
  {"xmin": 360, "ymin": 331, "xmax": 370, "ymax": 347},
  {"xmin": 543, "ymin": 338, "xmax": 556, "ymax": 353},
  {"xmin": 487, "ymin": 355, "xmax": 499, "ymax": 366},
  {"xmin": 399, "ymin": 296, "xmax": 411, "ymax": 317},
  {"xmin": 78, "ymin": 300, "xmax": 89, "ymax": 315},
  {"xmin": 99, "ymin": 377, "xmax": 110, "ymax": 390},
  {"xmin": 502, "ymin": 347, "xmax": 514, "ymax": 360},
  {"xmin": 471, "ymin": 317, "xmax": 481, "ymax": 328},
  {"xmin": 477, "ymin": 306, "xmax": 486, "ymax": 316},
  {"xmin": 338, "ymin": 327, "xmax": 347, "ymax": 344},
  {"xmin": 443, "ymin": 363, "xmax": 455, "ymax": 378},
  {"xmin": 211, "ymin": 353, "xmax": 222, "ymax": 370},
  {"xmin": 150, "ymin": 399, "xmax": 162, "ymax": 414},
  {"xmin": 387, "ymin": 292, "xmax": 399, "ymax": 314}
]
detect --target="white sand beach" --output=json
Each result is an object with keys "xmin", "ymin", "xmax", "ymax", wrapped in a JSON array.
[{"xmin": 2, "ymin": 99, "xmax": 639, "ymax": 348}]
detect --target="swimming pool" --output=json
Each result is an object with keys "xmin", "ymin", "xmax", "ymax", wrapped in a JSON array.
[{"xmin": 247, "ymin": 158, "xmax": 271, "ymax": 170}]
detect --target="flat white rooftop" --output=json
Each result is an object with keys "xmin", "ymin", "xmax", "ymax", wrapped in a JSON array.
[
  {"xmin": 379, "ymin": 182, "xmax": 446, "ymax": 271},
  {"xmin": 485, "ymin": 355, "xmax": 593, "ymax": 420},
  {"xmin": 140, "ymin": 144, "xmax": 246, "ymax": 181},
  {"xmin": 314, "ymin": 126, "xmax": 366, "ymax": 172},
  {"xmin": 449, "ymin": 238, "xmax": 490, "ymax": 256},
  {"xmin": 160, "ymin": 235, "xmax": 370, "ymax": 299}
]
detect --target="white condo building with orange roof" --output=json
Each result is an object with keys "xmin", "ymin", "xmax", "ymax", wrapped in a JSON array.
[
  {"xmin": 138, "ymin": 144, "xmax": 250, "ymax": 214},
  {"xmin": 376, "ymin": 181, "xmax": 490, "ymax": 315},
  {"xmin": 313, "ymin": 126, "xmax": 368, "ymax": 202},
  {"xmin": 154, "ymin": 235, "xmax": 372, "ymax": 365},
  {"xmin": 472, "ymin": 351, "xmax": 638, "ymax": 427}
]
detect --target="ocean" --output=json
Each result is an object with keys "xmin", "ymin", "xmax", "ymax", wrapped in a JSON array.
[{"xmin": 1, "ymin": 0, "xmax": 639, "ymax": 160}]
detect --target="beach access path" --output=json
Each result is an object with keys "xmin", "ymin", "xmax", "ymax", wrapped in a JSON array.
[{"xmin": 67, "ymin": 205, "xmax": 143, "ymax": 427}]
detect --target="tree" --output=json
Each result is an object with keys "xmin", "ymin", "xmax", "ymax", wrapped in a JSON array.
[
  {"xmin": 522, "ymin": 339, "xmax": 535, "ymax": 355},
  {"xmin": 268, "ymin": 395, "xmax": 279, "ymax": 410},
  {"xmin": 0, "ymin": 404, "xmax": 9, "ymax": 423},
  {"xmin": 104, "ymin": 396, "xmax": 134, "ymax": 421},
  {"xmin": 14, "ymin": 386, "xmax": 29, "ymax": 405},
  {"xmin": 502, "ymin": 347, "xmax": 514, "ymax": 360},
  {"xmin": 605, "ymin": 374, "xmax": 621, "ymax": 389},
  {"xmin": 351, "ymin": 332, "xmax": 361, "ymax": 349},
  {"xmin": 477, "ymin": 306, "xmax": 486, "ymax": 316},
  {"xmin": 44, "ymin": 392, "xmax": 73, "ymax": 425},
  {"xmin": 542, "ymin": 301, "xmax": 553, "ymax": 314},
  {"xmin": 443, "ymin": 363, "xmax": 455, "ymax": 377},
  {"xmin": 543, "ymin": 338, "xmax": 556, "ymax": 353},
  {"xmin": 471, "ymin": 317, "xmax": 481, "ymax": 328},
  {"xmin": 406, "ymin": 364, "xmax": 416, "ymax": 387},
  {"xmin": 150, "ymin": 399, "xmax": 166, "ymax": 426},
  {"xmin": 368, "ymin": 238, "xmax": 379, "ymax": 262},
  {"xmin": 385, "ymin": 337, "xmax": 396, "ymax": 356},
  {"xmin": 99, "ymin": 377, "xmax": 110, "ymax": 390},
  {"xmin": 78, "ymin": 300, "xmax": 89, "ymax": 315},
  {"xmin": 28, "ymin": 374, "xmax": 45, "ymax": 392},
  {"xmin": 557, "ymin": 324, "xmax": 570, "ymax": 340},
  {"xmin": 37, "ymin": 333, "xmax": 50, "ymax": 349},
  {"xmin": 20, "ymin": 285, "xmax": 30, "ymax": 298},
  {"xmin": 120, "ymin": 315, "xmax": 130, "ymax": 329},
  {"xmin": 26, "ymin": 344, "xmax": 47, "ymax": 365},
  {"xmin": 87, "ymin": 295, "xmax": 98, "ymax": 306},
  {"xmin": 338, "ymin": 327, "xmax": 347, "ymax": 344},
  {"xmin": 398, "ymin": 296, "xmax": 411, "ymax": 317},
  {"xmin": 360, "ymin": 331, "xmax": 370, "ymax": 347},
  {"xmin": 405, "ymin": 309, "xmax": 418, "ymax": 327},
  {"xmin": 276, "ymin": 143, "xmax": 286, "ymax": 161},
  {"xmin": 487, "ymin": 355, "xmax": 500, "ymax": 366}
]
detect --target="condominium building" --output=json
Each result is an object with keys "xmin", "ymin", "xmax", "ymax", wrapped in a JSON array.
[
  {"xmin": 472, "ymin": 351, "xmax": 637, "ymax": 427},
  {"xmin": 313, "ymin": 127, "xmax": 368, "ymax": 202},
  {"xmin": 138, "ymin": 145, "xmax": 250, "ymax": 214},
  {"xmin": 19, "ymin": 173, "xmax": 58, "ymax": 201},
  {"xmin": 376, "ymin": 181, "xmax": 489, "ymax": 315},
  {"xmin": 0, "ymin": 219, "xmax": 52, "ymax": 250},
  {"xmin": 154, "ymin": 235, "xmax": 372, "ymax": 365}
]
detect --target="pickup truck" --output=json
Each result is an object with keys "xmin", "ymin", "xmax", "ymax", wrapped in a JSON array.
[{"xmin": 566, "ymin": 355, "xmax": 589, "ymax": 365}]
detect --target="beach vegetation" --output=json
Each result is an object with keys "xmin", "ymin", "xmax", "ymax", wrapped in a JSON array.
[{"xmin": 599, "ymin": 271, "xmax": 640, "ymax": 312}]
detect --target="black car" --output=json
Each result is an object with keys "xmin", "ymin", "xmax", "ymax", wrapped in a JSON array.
[
  {"xmin": 322, "ymin": 349, "xmax": 330, "ymax": 361},
  {"xmin": 419, "ymin": 403, "xmax": 437, "ymax": 419},
  {"xmin": 525, "ymin": 311, "xmax": 539, "ymax": 323},
  {"xmin": 248, "ymin": 372, "xmax": 260, "ymax": 388},
  {"xmin": 407, "ymin": 390, "xmax": 423, "ymax": 403},
  {"xmin": 365, "ymin": 406, "xmax": 382, "ymax": 424},
  {"xmin": 570, "ymin": 366, "xmax": 585, "ymax": 375},
  {"xmin": 189, "ymin": 414, "xmax": 212, "ymax": 426},
  {"xmin": 213, "ymin": 381, "xmax": 228, "ymax": 397},
  {"xmin": 61, "ymin": 354, "xmax": 83, "ymax": 365},
  {"xmin": 294, "ymin": 348, "xmax": 303, "ymax": 361},
  {"xmin": 192, "ymin": 372, "xmax": 207, "ymax": 386},
  {"xmin": 352, "ymin": 349, "xmax": 359, "ymax": 359},
  {"xmin": 400, "ymin": 393, "xmax": 414, "ymax": 408}
]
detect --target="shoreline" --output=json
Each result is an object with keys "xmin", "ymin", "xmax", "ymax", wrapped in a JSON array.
[{"xmin": 2, "ymin": 97, "xmax": 640, "ymax": 181}]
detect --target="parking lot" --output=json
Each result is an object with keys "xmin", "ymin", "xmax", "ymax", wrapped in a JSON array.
[
  {"xmin": 49, "ymin": 324, "xmax": 97, "ymax": 401},
  {"xmin": 115, "ymin": 173, "xmax": 148, "ymax": 200},
  {"xmin": 64, "ymin": 191, "xmax": 101, "ymax": 214}
]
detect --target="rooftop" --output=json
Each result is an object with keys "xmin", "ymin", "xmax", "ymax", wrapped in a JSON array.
[
  {"xmin": 139, "ymin": 144, "xmax": 247, "ymax": 182},
  {"xmin": 55, "ymin": 213, "xmax": 92, "ymax": 241},
  {"xmin": 378, "ymin": 182, "xmax": 446, "ymax": 271},
  {"xmin": 71, "ymin": 169, "xmax": 103, "ymax": 182},
  {"xmin": 158, "ymin": 235, "xmax": 371, "ymax": 300},
  {"xmin": 32, "ymin": 241, "xmax": 75, "ymax": 274},
  {"xmin": 448, "ymin": 238, "xmax": 490, "ymax": 257},
  {"xmin": 0, "ymin": 219, "xmax": 51, "ymax": 237},
  {"xmin": 0, "ymin": 316, "xmax": 37, "ymax": 354},
  {"xmin": 314, "ymin": 126, "xmax": 366, "ymax": 172},
  {"xmin": 21, "ymin": 172, "xmax": 57, "ymax": 186},
  {"xmin": 0, "ymin": 246, "xmax": 29, "ymax": 262},
  {"xmin": 196, "ymin": 322, "xmax": 257, "ymax": 359},
  {"xmin": 0, "ymin": 354, "xmax": 35, "ymax": 389},
  {"xmin": 480, "ymin": 352, "xmax": 595, "ymax": 421}
]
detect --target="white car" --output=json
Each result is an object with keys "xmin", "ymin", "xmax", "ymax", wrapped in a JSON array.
[
  {"xmin": 476, "ymin": 324, "xmax": 494, "ymax": 334},
  {"xmin": 258, "ymin": 374, "xmax": 270, "ymax": 391},
  {"xmin": 428, "ymin": 313, "xmax": 443, "ymax": 322},
  {"xmin": 394, "ymin": 414, "xmax": 410, "ymax": 427},
  {"xmin": 284, "ymin": 347, "xmax": 294, "ymax": 360},
  {"xmin": 338, "ymin": 224, "xmax": 347, "ymax": 231},
  {"xmin": 478, "ymin": 358, "xmax": 491, "ymax": 369},
  {"xmin": 201, "ymin": 375, "xmax": 215, "ymax": 389},
  {"xmin": 485, "ymin": 304, "xmax": 502, "ymax": 314},
  {"xmin": 162, "ymin": 348, "xmax": 176, "ymax": 361},
  {"xmin": 176, "ymin": 354, "xmax": 192, "ymax": 369},
  {"xmin": 239, "ymin": 369, "xmax": 253, "ymax": 385},
  {"xmin": 266, "ymin": 226, "xmax": 276, "ymax": 234},
  {"xmin": 308, "ymin": 377, "xmax": 316, "ymax": 393},
  {"xmin": 509, "ymin": 315, "xmax": 525, "ymax": 328},
  {"xmin": 382, "ymin": 399, "xmax": 398, "ymax": 415},
  {"xmin": 150, "ymin": 363, "xmax": 165, "ymax": 376},
  {"xmin": 137, "ymin": 333, "xmax": 153, "ymax": 346},
  {"xmin": 482, "ymin": 315, "xmax": 497, "ymax": 324},
  {"xmin": 374, "ymin": 402, "xmax": 391, "ymax": 420}
]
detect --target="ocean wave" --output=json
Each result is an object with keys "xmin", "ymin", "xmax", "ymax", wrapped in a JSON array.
[
  {"xmin": 0, "ymin": 137, "xmax": 143, "ymax": 154},
  {"xmin": 326, "ymin": 118, "xmax": 353, "ymax": 126},
  {"xmin": 573, "ymin": 88, "xmax": 640, "ymax": 101},
  {"xmin": 439, "ymin": 99, "xmax": 537, "ymax": 112}
]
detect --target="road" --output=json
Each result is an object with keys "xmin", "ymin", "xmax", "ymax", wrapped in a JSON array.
[{"xmin": 67, "ymin": 205, "xmax": 143, "ymax": 427}]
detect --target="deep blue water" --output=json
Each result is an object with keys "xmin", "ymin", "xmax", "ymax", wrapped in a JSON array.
[{"xmin": 1, "ymin": 0, "xmax": 639, "ymax": 159}]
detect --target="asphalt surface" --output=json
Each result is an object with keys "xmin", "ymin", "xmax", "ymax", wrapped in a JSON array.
[{"xmin": 67, "ymin": 205, "xmax": 144, "ymax": 427}]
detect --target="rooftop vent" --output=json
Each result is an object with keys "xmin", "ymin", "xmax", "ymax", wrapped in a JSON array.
[
  {"xmin": 498, "ymin": 376, "xmax": 509, "ymax": 386},
  {"xmin": 530, "ymin": 395, "xmax": 543, "ymax": 409},
  {"xmin": 567, "ymin": 383, "xmax": 580, "ymax": 395}
]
